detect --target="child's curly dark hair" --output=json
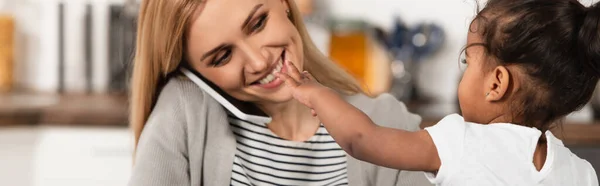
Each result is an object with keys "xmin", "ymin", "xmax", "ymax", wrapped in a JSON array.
[{"xmin": 469, "ymin": 0, "xmax": 600, "ymax": 133}]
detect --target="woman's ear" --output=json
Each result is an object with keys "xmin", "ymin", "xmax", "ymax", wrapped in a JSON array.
[
  {"xmin": 280, "ymin": 0, "xmax": 293, "ymax": 19},
  {"xmin": 281, "ymin": 0, "xmax": 290, "ymax": 10},
  {"xmin": 485, "ymin": 66, "xmax": 511, "ymax": 102}
]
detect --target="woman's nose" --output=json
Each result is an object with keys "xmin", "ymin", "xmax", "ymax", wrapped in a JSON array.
[{"xmin": 238, "ymin": 42, "xmax": 269, "ymax": 74}]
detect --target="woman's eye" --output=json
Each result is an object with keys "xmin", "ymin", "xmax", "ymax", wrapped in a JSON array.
[
  {"xmin": 210, "ymin": 49, "xmax": 232, "ymax": 67},
  {"xmin": 251, "ymin": 14, "xmax": 268, "ymax": 32}
]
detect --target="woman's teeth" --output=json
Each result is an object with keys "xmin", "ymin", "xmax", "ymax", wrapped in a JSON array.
[{"xmin": 258, "ymin": 60, "xmax": 284, "ymax": 85}]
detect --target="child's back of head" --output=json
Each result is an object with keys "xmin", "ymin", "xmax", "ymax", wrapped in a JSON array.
[{"xmin": 460, "ymin": 0, "xmax": 600, "ymax": 132}]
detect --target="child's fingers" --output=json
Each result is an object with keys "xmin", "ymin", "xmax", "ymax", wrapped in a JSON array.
[
  {"xmin": 285, "ymin": 60, "xmax": 303, "ymax": 82},
  {"xmin": 311, "ymin": 109, "xmax": 317, "ymax": 117},
  {"xmin": 276, "ymin": 72, "xmax": 299, "ymax": 87}
]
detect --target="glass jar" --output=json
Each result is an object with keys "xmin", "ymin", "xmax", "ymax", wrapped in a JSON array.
[
  {"xmin": 0, "ymin": 3, "xmax": 14, "ymax": 93},
  {"xmin": 328, "ymin": 19, "xmax": 392, "ymax": 95}
]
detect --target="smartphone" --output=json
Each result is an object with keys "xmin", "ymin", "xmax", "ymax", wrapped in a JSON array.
[{"xmin": 180, "ymin": 68, "xmax": 272, "ymax": 124}]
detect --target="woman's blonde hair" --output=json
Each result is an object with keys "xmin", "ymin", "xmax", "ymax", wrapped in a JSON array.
[{"xmin": 130, "ymin": 0, "xmax": 362, "ymax": 147}]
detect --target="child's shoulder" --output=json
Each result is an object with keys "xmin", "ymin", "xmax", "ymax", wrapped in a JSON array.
[
  {"xmin": 425, "ymin": 114, "xmax": 468, "ymax": 133},
  {"xmin": 538, "ymin": 132, "xmax": 598, "ymax": 184},
  {"xmin": 430, "ymin": 114, "xmax": 545, "ymax": 136},
  {"xmin": 547, "ymin": 132, "xmax": 596, "ymax": 171},
  {"xmin": 425, "ymin": 114, "xmax": 546, "ymax": 150}
]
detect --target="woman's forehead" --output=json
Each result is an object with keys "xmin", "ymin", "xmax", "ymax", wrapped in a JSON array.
[
  {"xmin": 188, "ymin": 0, "xmax": 272, "ymax": 40},
  {"xmin": 192, "ymin": 0, "xmax": 270, "ymax": 26}
]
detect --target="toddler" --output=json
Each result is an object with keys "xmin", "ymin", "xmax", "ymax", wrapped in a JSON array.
[{"xmin": 277, "ymin": 0, "xmax": 600, "ymax": 185}]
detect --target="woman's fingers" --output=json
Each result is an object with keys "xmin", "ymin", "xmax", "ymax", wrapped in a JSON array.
[
  {"xmin": 285, "ymin": 60, "xmax": 303, "ymax": 82},
  {"xmin": 276, "ymin": 72, "xmax": 299, "ymax": 87}
]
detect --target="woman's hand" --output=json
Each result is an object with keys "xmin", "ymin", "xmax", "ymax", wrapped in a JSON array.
[{"xmin": 277, "ymin": 60, "xmax": 330, "ymax": 116}]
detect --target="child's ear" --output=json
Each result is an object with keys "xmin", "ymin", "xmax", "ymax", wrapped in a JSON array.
[{"xmin": 486, "ymin": 66, "xmax": 511, "ymax": 102}]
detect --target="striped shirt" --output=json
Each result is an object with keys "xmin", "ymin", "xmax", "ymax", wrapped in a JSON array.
[{"xmin": 228, "ymin": 117, "xmax": 349, "ymax": 186}]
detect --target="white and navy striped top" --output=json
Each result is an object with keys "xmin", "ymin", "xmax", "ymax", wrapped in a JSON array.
[{"xmin": 228, "ymin": 117, "xmax": 349, "ymax": 186}]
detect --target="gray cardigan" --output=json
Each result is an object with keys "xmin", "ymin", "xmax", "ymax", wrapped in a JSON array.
[{"xmin": 129, "ymin": 78, "xmax": 432, "ymax": 186}]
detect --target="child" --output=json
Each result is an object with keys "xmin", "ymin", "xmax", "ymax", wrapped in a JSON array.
[{"xmin": 277, "ymin": 0, "xmax": 599, "ymax": 185}]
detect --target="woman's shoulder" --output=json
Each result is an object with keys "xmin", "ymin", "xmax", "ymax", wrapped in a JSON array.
[
  {"xmin": 344, "ymin": 93, "xmax": 412, "ymax": 117},
  {"xmin": 158, "ymin": 76, "xmax": 205, "ymax": 102},
  {"xmin": 344, "ymin": 93, "xmax": 398, "ymax": 110},
  {"xmin": 155, "ymin": 76, "xmax": 222, "ymax": 110},
  {"xmin": 151, "ymin": 77, "xmax": 227, "ymax": 131},
  {"xmin": 344, "ymin": 93, "xmax": 422, "ymax": 131},
  {"xmin": 148, "ymin": 77, "xmax": 207, "ymax": 128},
  {"xmin": 148, "ymin": 76, "xmax": 229, "ymax": 142}
]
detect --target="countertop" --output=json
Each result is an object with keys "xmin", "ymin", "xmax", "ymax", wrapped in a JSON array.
[
  {"xmin": 1, "ymin": 93, "xmax": 599, "ymax": 146},
  {"xmin": 0, "ymin": 93, "xmax": 128, "ymax": 127},
  {"xmin": 420, "ymin": 120, "xmax": 600, "ymax": 147}
]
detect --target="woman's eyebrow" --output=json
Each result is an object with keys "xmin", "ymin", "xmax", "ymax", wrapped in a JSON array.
[{"xmin": 241, "ymin": 4, "xmax": 264, "ymax": 30}]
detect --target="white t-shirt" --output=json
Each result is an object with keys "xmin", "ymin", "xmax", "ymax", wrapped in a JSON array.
[{"xmin": 424, "ymin": 114, "xmax": 598, "ymax": 186}]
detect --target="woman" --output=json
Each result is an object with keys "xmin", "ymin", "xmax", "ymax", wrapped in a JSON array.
[{"xmin": 129, "ymin": 0, "xmax": 431, "ymax": 185}]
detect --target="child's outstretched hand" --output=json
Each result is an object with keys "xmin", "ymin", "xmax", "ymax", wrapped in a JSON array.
[{"xmin": 276, "ymin": 60, "xmax": 330, "ymax": 116}]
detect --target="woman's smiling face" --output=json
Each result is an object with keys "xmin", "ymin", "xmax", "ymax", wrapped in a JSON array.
[{"xmin": 186, "ymin": 0, "xmax": 304, "ymax": 105}]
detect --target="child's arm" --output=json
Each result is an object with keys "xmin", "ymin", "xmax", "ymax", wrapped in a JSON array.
[
  {"xmin": 277, "ymin": 61, "xmax": 440, "ymax": 172},
  {"xmin": 312, "ymin": 87, "xmax": 439, "ymax": 172}
]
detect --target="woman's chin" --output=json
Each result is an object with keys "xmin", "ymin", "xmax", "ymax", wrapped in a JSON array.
[
  {"xmin": 253, "ymin": 87, "xmax": 296, "ymax": 105},
  {"xmin": 265, "ymin": 92, "xmax": 295, "ymax": 104}
]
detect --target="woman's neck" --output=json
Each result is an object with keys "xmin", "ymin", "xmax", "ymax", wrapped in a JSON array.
[{"xmin": 256, "ymin": 100, "xmax": 321, "ymax": 141}]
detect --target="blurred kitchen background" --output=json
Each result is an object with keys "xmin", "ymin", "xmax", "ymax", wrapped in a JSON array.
[{"xmin": 0, "ymin": 0, "xmax": 599, "ymax": 185}]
